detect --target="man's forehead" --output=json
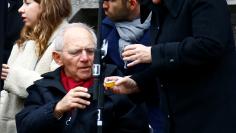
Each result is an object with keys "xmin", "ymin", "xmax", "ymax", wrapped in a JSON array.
[
  {"xmin": 63, "ymin": 37, "xmax": 94, "ymax": 49},
  {"xmin": 62, "ymin": 26, "xmax": 94, "ymax": 47},
  {"xmin": 64, "ymin": 27, "xmax": 92, "ymax": 38},
  {"xmin": 64, "ymin": 27, "xmax": 86, "ymax": 36}
]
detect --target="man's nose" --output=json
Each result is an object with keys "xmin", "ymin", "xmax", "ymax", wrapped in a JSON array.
[
  {"xmin": 79, "ymin": 50, "xmax": 89, "ymax": 61},
  {"xmin": 103, "ymin": 1, "xmax": 109, "ymax": 9}
]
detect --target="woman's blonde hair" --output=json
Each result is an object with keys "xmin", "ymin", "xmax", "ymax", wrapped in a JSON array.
[{"xmin": 16, "ymin": 0, "xmax": 71, "ymax": 57}]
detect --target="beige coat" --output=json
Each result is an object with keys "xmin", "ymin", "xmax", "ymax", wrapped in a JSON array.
[{"xmin": 0, "ymin": 21, "xmax": 68, "ymax": 133}]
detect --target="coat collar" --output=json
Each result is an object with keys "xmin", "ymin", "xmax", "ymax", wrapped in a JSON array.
[
  {"xmin": 102, "ymin": 17, "xmax": 116, "ymax": 29},
  {"xmin": 34, "ymin": 67, "xmax": 67, "ymax": 94},
  {"xmin": 140, "ymin": 0, "xmax": 184, "ymax": 23}
]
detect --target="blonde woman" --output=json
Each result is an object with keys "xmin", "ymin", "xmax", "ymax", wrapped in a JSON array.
[{"xmin": 0, "ymin": 0, "xmax": 71, "ymax": 132}]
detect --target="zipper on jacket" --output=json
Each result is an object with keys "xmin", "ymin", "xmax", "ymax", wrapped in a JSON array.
[{"xmin": 66, "ymin": 116, "xmax": 71, "ymax": 126}]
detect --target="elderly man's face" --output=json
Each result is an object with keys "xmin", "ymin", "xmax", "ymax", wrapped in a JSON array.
[{"xmin": 59, "ymin": 27, "xmax": 95, "ymax": 81}]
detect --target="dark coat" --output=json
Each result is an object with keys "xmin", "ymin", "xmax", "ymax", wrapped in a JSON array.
[
  {"xmin": 0, "ymin": 0, "xmax": 7, "ymax": 89},
  {"xmin": 4, "ymin": 0, "xmax": 23, "ymax": 63},
  {"xmin": 1, "ymin": 0, "xmax": 23, "ymax": 89},
  {"xmin": 131, "ymin": 0, "xmax": 236, "ymax": 133},
  {"xmin": 16, "ymin": 65, "xmax": 150, "ymax": 133}
]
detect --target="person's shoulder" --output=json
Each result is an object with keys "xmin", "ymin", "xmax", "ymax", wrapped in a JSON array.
[
  {"xmin": 48, "ymin": 20, "xmax": 68, "ymax": 45},
  {"xmin": 24, "ymin": 68, "xmax": 61, "ymax": 95},
  {"xmin": 24, "ymin": 40, "xmax": 37, "ymax": 46},
  {"xmin": 26, "ymin": 80, "xmax": 43, "ymax": 96},
  {"xmin": 40, "ymin": 67, "xmax": 61, "ymax": 80},
  {"xmin": 13, "ymin": 40, "xmax": 37, "ymax": 52}
]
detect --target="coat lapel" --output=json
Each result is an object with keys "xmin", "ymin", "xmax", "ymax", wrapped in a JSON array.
[
  {"xmin": 164, "ymin": 0, "xmax": 185, "ymax": 18},
  {"xmin": 140, "ymin": 0, "xmax": 185, "ymax": 23},
  {"xmin": 36, "ymin": 67, "xmax": 67, "ymax": 94}
]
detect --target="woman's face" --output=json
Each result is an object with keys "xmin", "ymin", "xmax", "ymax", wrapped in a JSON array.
[{"xmin": 18, "ymin": 0, "xmax": 42, "ymax": 27}]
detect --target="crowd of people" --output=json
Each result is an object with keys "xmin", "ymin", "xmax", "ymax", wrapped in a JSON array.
[{"xmin": 1, "ymin": 0, "xmax": 236, "ymax": 133}]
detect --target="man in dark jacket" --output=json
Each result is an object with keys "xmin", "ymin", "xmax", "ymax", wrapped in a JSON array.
[
  {"xmin": 15, "ymin": 23, "xmax": 150, "ymax": 133},
  {"xmin": 102, "ymin": 1, "xmax": 163, "ymax": 132},
  {"xmin": 104, "ymin": 0, "xmax": 236, "ymax": 133}
]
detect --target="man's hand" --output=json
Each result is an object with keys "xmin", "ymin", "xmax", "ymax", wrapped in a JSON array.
[
  {"xmin": 1, "ymin": 64, "xmax": 9, "ymax": 80},
  {"xmin": 104, "ymin": 76, "xmax": 140, "ymax": 94},
  {"xmin": 122, "ymin": 44, "xmax": 151, "ymax": 67},
  {"xmin": 54, "ymin": 87, "xmax": 91, "ymax": 117}
]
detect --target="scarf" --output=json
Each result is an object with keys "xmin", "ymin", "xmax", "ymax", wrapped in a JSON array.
[
  {"xmin": 115, "ymin": 13, "xmax": 151, "ymax": 56},
  {"xmin": 60, "ymin": 70, "xmax": 93, "ymax": 92}
]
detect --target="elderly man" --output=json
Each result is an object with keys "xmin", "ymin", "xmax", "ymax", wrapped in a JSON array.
[{"xmin": 15, "ymin": 23, "xmax": 150, "ymax": 133}]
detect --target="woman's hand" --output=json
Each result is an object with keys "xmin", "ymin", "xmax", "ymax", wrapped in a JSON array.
[
  {"xmin": 122, "ymin": 44, "xmax": 152, "ymax": 67},
  {"xmin": 1, "ymin": 64, "xmax": 9, "ymax": 80}
]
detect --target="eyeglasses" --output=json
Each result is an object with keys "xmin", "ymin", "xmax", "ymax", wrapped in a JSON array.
[{"xmin": 62, "ymin": 48, "xmax": 95, "ymax": 57}]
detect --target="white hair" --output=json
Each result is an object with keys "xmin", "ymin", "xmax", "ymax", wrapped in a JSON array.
[{"xmin": 54, "ymin": 23, "xmax": 97, "ymax": 51}]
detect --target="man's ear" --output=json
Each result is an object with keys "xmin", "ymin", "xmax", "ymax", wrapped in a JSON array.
[
  {"xmin": 52, "ymin": 51, "xmax": 63, "ymax": 65},
  {"xmin": 129, "ymin": 0, "xmax": 138, "ymax": 10}
]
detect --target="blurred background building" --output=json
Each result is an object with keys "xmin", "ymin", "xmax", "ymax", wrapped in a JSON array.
[{"xmin": 70, "ymin": 0, "xmax": 98, "ymax": 30}]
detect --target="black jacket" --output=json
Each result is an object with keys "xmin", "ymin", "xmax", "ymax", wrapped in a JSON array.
[
  {"xmin": 16, "ymin": 65, "xmax": 150, "ymax": 133},
  {"xmin": 0, "ymin": 0, "xmax": 7, "ymax": 90},
  {"xmin": 4, "ymin": 0, "xmax": 23, "ymax": 63},
  {"xmin": 132, "ymin": 0, "xmax": 236, "ymax": 133}
]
